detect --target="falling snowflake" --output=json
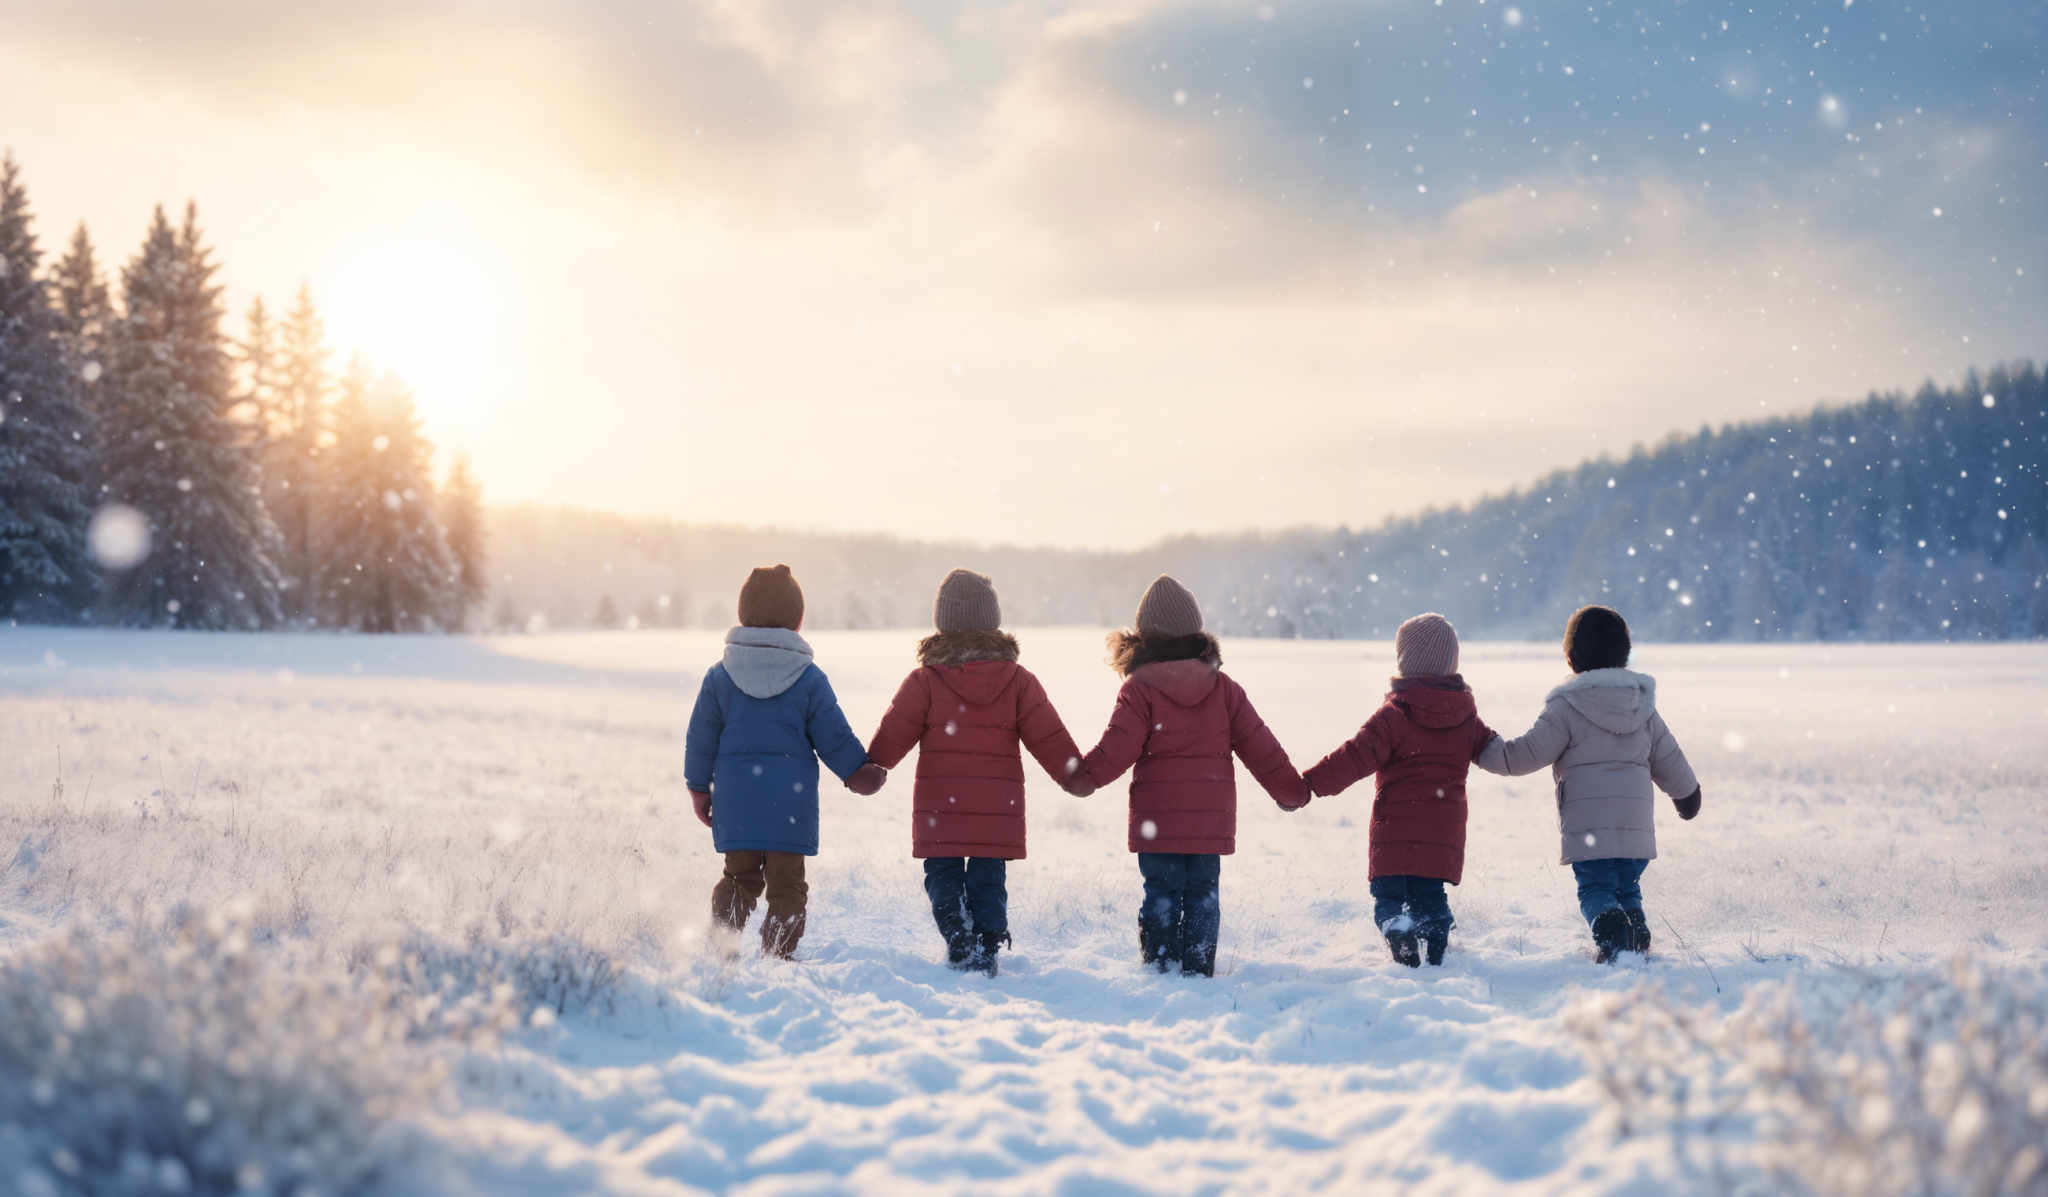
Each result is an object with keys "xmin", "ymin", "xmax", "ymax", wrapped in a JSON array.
[
  {"xmin": 1139, "ymin": 820, "xmax": 1158, "ymax": 840},
  {"xmin": 87, "ymin": 505, "xmax": 151, "ymax": 570},
  {"xmin": 80, "ymin": 361, "xmax": 103, "ymax": 383}
]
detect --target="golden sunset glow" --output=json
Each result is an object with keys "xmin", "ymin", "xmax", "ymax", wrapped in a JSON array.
[{"xmin": 321, "ymin": 237, "xmax": 505, "ymax": 434}]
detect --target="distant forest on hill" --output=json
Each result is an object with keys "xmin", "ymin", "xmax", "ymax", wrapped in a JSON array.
[{"xmin": 492, "ymin": 362, "xmax": 2047, "ymax": 642}]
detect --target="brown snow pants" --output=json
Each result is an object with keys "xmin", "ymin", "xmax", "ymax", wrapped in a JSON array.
[{"xmin": 712, "ymin": 851, "xmax": 808, "ymax": 957}]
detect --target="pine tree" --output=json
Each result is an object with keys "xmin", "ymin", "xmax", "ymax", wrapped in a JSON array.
[
  {"xmin": 0, "ymin": 152, "xmax": 93, "ymax": 622},
  {"xmin": 100, "ymin": 202, "xmax": 283, "ymax": 629},
  {"xmin": 594, "ymin": 593, "xmax": 620, "ymax": 629},
  {"xmin": 318, "ymin": 363, "xmax": 456, "ymax": 632},
  {"xmin": 440, "ymin": 453, "xmax": 488, "ymax": 629},
  {"xmin": 49, "ymin": 222, "xmax": 113, "ymax": 423},
  {"xmin": 234, "ymin": 294, "xmax": 278, "ymax": 441},
  {"xmin": 267, "ymin": 284, "xmax": 330, "ymax": 621}
]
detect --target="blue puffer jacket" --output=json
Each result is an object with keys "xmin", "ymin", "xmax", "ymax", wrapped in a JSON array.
[{"xmin": 685, "ymin": 627, "xmax": 870, "ymax": 855}]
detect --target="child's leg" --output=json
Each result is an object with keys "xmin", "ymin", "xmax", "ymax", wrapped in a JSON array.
[
  {"xmin": 1136, "ymin": 853, "xmax": 1187, "ymax": 967},
  {"xmin": 1615, "ymin": 860, "xmax": 1647, "ymax": 915},
  {"xmin": 1182, "ymin": 855, "xmax": 1221, "ymax": 975},
  {"xmin": 712, "ymin": 851, "xmax": 767, "ymax": 931},
  {"xmin": 923, "ymin": 857, "xmax": 969, "ymax": 942},
  {"xmin": 1368, "ymin": 876, "xmax": 1413, "ymax": 932},
  {"xmin": 760, "ymin": 852, "xmax": 809, "ymax": 957},
  {"xmin": 1570, "ymin": 859, "xmax": 1626, "ymax": 927},
  {"xmin": 963, "ymin": 857, "xmax": 1009, "ymax": 938},
  {"xmin": 1411, "ymin": 879, "xmax": 1453, "ymax": 936}
]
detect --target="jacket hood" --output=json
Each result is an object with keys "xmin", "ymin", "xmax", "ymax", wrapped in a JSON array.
[
  {"xmin": 918, "ymin": 629, "xmax": 1020, "ymax": 667},
  {"xmin": 1546, "ymin": 668, "xmax": 1657, "ymax": 735},
  {"xmin": 722, "ymin": 626, "xmax": 814, "ymax": 699},
  {"xmin": 1131, "ymin": 658, "xmax": 1221, "ymax": 706},
  {"xmin": 1388, "ymin": 675, "xmax": 1479, "ymax": 730},
  {"xmin": 931, "ymin": 659, "xmax": 1021, "ymax": 706}
]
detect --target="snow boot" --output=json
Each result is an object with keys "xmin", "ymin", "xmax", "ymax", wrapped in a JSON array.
[
  {"xmin": 1138, "ymin": 920, "xmax": 1177, "ymax": 974},
  {"xmin": 973, "ymin": 930, "xmax": 1011, "ymax": 977},
  {"xmin": 1386, "ymin": 929, "xmax": 1421, "ymax": 969},
  {"xmin": 1182, "ymin": 941, "xmax": 1216, "ymax": 978},
  {"xmin": 1422, "ymin": 927, "xmax": 1450, "ymax": 967},
  {"xmin": 1625, "ymin": 909, "xmax": 1652, "ymax": 954},
  {"xmin": 944, "ymin": 931, "xmax": 975, "ymax": 970},
  {"xmin": 1592, "ymin": 909, "xmax": 1632, "ymax": 964}
]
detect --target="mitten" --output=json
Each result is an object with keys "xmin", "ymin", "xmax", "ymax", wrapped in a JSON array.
[
  {"xmin": 1673, "ymin": 786, "xmax": 1702, "ymax": 821},
  {"xmin": 846, "ymin": 763, "xmax": 888, "ymax": 795},
  {"xmin": 1064, "ymin": 777, "xmax": 1097, "ymax": 798},
  {"xmin": 690, "ymin": 790, "xmax": 714, "ymax": 828}
]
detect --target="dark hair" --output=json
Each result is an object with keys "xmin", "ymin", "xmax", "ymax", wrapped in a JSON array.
[
  {"xmin": 1106, "ymin": 630, "xmax": 1221, "ymax": 677},
  {"xmin": 1563, "ymin": 605, "xmax": 1631, "ymax": 673}
]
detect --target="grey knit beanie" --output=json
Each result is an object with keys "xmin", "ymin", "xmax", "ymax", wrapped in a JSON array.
[
  {"xmin": 933, "ymin": 568, "xmax": 1001, "ymax": 633},
  {"xmin": 1395, "ymin": 612, "xmax": 1459, "ymax": 678},
  {"xmin": 1134, "ymin": 575, "xmax": 1203, "ymax": 638}
]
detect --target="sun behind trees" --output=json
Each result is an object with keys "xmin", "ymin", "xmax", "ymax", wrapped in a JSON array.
[{"xmin": 0, "ymin": 151, "xmax": 488, "ymax": 632}]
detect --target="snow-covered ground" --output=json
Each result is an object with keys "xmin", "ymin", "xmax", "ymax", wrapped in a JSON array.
[{"xmin": 3, "ymin": 627, "xmax": 2046, "ymax": 1195}]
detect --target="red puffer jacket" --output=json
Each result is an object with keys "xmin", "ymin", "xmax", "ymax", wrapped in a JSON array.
[
  {"xmin": 1303, "ymin": 676, "xmax": 1494, "ymax": 885},
  {"xmin": 866, "ymin": 647, "xmax": 1081, "ymax": 860},
  {"xmin": 1073, "ymin": 659, "xmax": 1307, "ymax": 855}
]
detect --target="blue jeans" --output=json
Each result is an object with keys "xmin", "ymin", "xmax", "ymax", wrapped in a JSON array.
[
  {"xmin": 924, "ymin": 857, "xmax": 1008, "ymax": 939},
  {"xmin": 1369, "ymin": 875, "xmax": 1453, "ymax": 936},
  {"xmin": 1571, "ymin": 858, "xmax": 1648, "ymax": 927},
  {"xmin": 1138, "ymin": 853, "xmax": 1221, "ymax": 965}
]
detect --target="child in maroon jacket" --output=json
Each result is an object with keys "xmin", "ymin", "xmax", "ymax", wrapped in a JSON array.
[
  {"xmin": 1066, "ymin": 575, "xmax": 1309, "ymax": 977},
  {"xmin": 1303, "ymin": 613, "xmax": 1494, "ymax": 968},
  {"xmin": 865, "ymin": 570, "xmax": 1083, "ymax": 976}
]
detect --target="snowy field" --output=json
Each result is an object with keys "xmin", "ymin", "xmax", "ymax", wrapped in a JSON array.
[{"xmin": 3, "ymin": 627, "xmax": 2047, "ymax": 1195}]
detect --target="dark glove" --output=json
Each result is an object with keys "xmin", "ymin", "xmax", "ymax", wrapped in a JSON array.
[
  {"xmin": 1063, "ymin": 777, "xmax": 1097, "ymax": 798},
  {"xmin": 1276, "ymin": 784, "xmax": 1312, "ymax": 812},
  {"xmin": 690, "ymin": 790, "xmax": 714, "ymax": 828},
  {"xmin": 1673, "ymin": 786, "xmax": 1701, "ymax": 821},
  {"xmin": 846, "ymin": 763, "xmax": 887, "ymax": 795}
]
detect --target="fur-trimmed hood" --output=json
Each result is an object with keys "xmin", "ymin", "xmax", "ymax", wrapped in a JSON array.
[
  {"xmin": 1545, "ymin": 668, "xmax": 1658, "ymax": 735},
  {"xmin": 917, "ymin": 629, "xmax": 1020, "ymax": 667},
  {"xmin": 1107, "ymin": 629, "xmax": 1221, "ymax": 677}
]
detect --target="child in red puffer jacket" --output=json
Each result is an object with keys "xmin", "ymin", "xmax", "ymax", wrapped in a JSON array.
[
  {"xmin": 1066, "ymin": 575, "xmax": 1309, "ymax": 978},
  {"xmin": 866, "ymin": 569, "xmax": 1083, "ymax": 977},
  {"xmin": 1303, "ymin": 613, "xmax": 1494, "ymax": 969}
]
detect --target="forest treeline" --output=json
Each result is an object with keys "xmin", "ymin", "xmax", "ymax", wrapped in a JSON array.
[
  {"xmin": 0, "ymin": 152, "xmax": 485, "ymax": 631},
  {"xmin": 492, "ymin": 365, "xmax": 2045, "ymax": 643}
]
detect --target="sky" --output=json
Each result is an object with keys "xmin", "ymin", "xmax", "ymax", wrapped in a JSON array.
[{"xmin": 3, "ymin": 0, "xmax": 2043, "ymax": 548}]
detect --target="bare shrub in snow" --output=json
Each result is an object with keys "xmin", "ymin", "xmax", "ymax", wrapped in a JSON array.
[
  {"xmin": 0, "ymin": 919, "xmax": 522, "ymax": 1196},
  {"xmin": 1574, "ymin": 961, "xmax": 2048, "ymax": 1196}
]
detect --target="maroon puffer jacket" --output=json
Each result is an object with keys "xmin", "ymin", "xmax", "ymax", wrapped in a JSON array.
[
  {"xmin": 867, "ymin": 660, "xmax": 1080, "ymax": 859},
  {"xmin": 1073, "ymin": 660, "xmax": 1307, "ymax": 855},
  {"xmin": 1303, "ymin": 676, "xmax": 1494, "ymax": 885}
]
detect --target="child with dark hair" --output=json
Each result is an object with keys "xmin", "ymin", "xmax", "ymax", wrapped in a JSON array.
[
  {"xmin": 1474, "ymin": 605, "xmax": 1703, "ymax": 963},
  {"xmin": 1066, "ymin": 575, "xmax": 1309, "ymax": 977}
]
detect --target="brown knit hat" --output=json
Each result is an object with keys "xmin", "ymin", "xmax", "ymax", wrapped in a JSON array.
[
  {"xmin": 933, "ymin": 568, "xmax": 1001, "ymax": 633},
  {"xmin": 737, "ymin": 564, "xmax": 804, "ymax": 630},
  {"xmin": 1133, "ymin": 575, "xmax": 1203, "ymax": 638},
  {"xmin": 1395, "ymin": 612, "xmax": 1459, "ymax": 677}
]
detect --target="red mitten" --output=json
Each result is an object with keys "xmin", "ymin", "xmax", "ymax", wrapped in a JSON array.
[
  {"xmin": 846, "ymin": 763, "xmax": 888, "ymax": 795},
  {"xmin": 690, "ymin": 790, "xmax": 714, "ymax": 828}
]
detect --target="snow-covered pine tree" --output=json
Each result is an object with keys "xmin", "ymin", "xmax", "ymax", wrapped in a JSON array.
[
  {"xmin": 267, "ymin": 284, "xmax": 330, "ymax": 622},
  {"xmin": 234, "ymin": 294, "xmax": 278, "ymax": 443},
  {"xmin": 0, "ymin": 152, "xmax": 93, "ymax": 622},
  {"xmin": 439, "ymin": 452, "xmax": 488, "ymax": 630},
  {"xmin": 100, "ymin": 202, "xmax": 284, "ymax": 629},
  {"xmin": 317, "ymin": 363, "xmax": 456, "ymax": 632}
]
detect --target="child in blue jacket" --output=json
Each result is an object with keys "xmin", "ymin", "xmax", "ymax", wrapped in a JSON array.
[{"xmin": 685, "ymin": 565, "xmax": 885, "ymax": 957}]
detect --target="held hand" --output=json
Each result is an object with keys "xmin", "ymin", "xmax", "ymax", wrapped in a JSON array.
[
  {"xmin": 1061, "ymin": 756, "xmax": 1095, "ymax": 798},
  {"xmin": 690, "ymin": 790, "xmax": 714, "ymax": 828},
  {"xmin": 1277, "ymin": 792, "xmax": 1311, "ymax": 812},
  {"xmin": 1673, "ymin": 786, "xmax": 1702, "ymax": 821},
  {"xmin": 846, "ymin": 763, "xmax": 888, "ymax": 796}
]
